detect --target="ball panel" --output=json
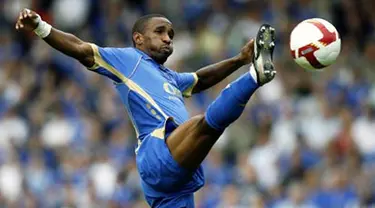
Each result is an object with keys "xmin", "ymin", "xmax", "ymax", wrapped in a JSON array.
[
  {"xmin": 294, "ymin": 56, "xmax": 316, "ymax": 71},
  {"xmin": 314, "ymin": 39, "xmax": 341, "ymax": 66},
  {"xmin": 307, "ymin": 18, "xmax": 338, "ymax": 34},
  {"xmin": 292, "ymin": 42, "xmax": 326, "ymax": 69},
  {"xmin": 294, "ymin": 42, "xmax": 325, "ymax": 70},
  {"xmin": 306, "ymin": 19, "xmax": 337, "ymax": 46},
  {"xmin": 290, "ymin": 23, "xmax": 323, "ymax": 50}
]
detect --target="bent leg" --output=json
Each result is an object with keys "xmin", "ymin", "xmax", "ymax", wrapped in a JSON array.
[
  {"xmin": 166, "ymin": 115, "xmax": 221, "ymax": 170},
  {"xmin": 167, "ymin": 72, "xmax": 258, "ymax": 170}
]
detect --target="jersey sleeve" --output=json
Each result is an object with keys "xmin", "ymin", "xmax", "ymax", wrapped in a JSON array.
[
  {"xmin": 173, "ymin": 72, "xmax": 199, "ymax": 97},
  {"xmin": 87, "ymin": 44, "xmax": 140, "ymax": 83}
]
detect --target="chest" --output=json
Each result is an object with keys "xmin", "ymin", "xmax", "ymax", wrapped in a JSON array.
[{"xmin": 132, "ymin": 60, "xmax": 182, "ymax": 99}]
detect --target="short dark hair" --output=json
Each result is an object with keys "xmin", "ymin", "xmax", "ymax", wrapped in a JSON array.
[{"xmin": 131, "ymin": 14, "xmax": 167, "ymax": 46}]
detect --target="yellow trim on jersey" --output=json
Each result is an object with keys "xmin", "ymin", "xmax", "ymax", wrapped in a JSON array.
[
  {"xmin": 89, "ymin": 44, "xmax": 138, "ymax": 138},
  {"xmin": 88, "ymin": 62, "xmax": 100, "ymax": 70},
  {"xmin": 89, "ymin": 44, "xmax": 171, "ymax": 140},
  {"xmin": 89, "ymin": 44, "xmax": 168, "ymax": 119},
  {"xmin": 182, "ymin": 72, "xmax": 199, "ymax": 98},
  {"xmin": 150, "ymin": 126, "xmax": 165, "ymax": 139},
  {"xmin": 135, "ymin": 139, "xmax": 142, "ymax": 154},
  {"xmin": 87, "ymin": 44, "xmax": 100, "ymax": 70}
]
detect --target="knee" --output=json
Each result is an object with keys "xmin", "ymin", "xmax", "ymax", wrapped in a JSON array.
[
  {"xmin": 191, "ymin": 114, "xmax": 206, "ymax": 126},
  {"xmin": 193, "ymin": 114, "xmax": 205, "ymax": 123},
  {"xmin": 194, "ymin": 114, "xmax": 222, "ymax": 134}
]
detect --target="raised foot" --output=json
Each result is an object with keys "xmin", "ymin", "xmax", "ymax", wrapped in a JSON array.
[{"xmin": 253, "ymin": 24, "xmax": 277, "ymax": 86}]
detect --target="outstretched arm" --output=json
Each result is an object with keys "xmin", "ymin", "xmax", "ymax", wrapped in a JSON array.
[
  {"xmin": 192, "ymin": 39, "xmax": 254, "ymax": 93},
  {"xmin": 15, "ymin": 8, "xmax": 94, "ymax": 68}
]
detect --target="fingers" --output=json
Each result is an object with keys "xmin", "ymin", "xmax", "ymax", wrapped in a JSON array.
[
  {"xmin": 16, "ymin": 12, "xmax": 24, "ymax": 30},
  {"xmin": 24, "ymin": 9, "xmax": 36, "ymax": 18},
  {"xmin": 246, "ymin": 39, "xmax": 254, "ymax": 48},
  {"xmin": 23, "ymin": 10, "xmax": 27, "ymax": 18},
  {"xmin": 22, "ymin": 8, "xmax": 32, "ymax": 18},
  {"xmin": 244, "ymin": 39, "xmax": 254, "ymax": 57},
  {"xmin": 241, "ymin": 39, "xmax": 254, "ymax": 56},
  {"xmin": 15, "ymin": 9, "xmax": 32, "ymax": 30}
]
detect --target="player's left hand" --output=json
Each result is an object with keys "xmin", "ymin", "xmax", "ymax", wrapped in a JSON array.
[
  {"xmin": 236, "ymin": 39, "xmax": 254, "ymax": 65},
  {"xmin": 15, "ymin": 8, "xmax": 40, "ymax": 32}
]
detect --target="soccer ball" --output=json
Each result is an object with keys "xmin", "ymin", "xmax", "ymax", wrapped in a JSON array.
[{"xmin": 290, "ymin": 18, "xmax": 341, "ymax": 70}]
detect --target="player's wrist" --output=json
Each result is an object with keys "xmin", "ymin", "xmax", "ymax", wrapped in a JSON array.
[{"xmin": 33, "ymin": 15, "xmax": 52, "ymax": 39}]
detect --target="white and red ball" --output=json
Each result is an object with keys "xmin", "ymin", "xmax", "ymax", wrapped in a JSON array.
[{"xmin": 290, "ymin": 18, "xmax": 341, "ymax": 70}]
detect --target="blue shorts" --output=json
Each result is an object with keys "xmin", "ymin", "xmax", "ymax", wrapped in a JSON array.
[{"xmin": 136, "ymin": 132, "xmax": 205, "ymax": 207}]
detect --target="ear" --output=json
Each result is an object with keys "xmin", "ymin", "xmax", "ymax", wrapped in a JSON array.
[{"xmin": 133, "ymin": 32, "xmax": 144, "ymax": 46}]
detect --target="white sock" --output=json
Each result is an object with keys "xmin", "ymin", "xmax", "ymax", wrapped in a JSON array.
[{"xmin": 249, "ymin": 64, "xmax": 258, "ymax": 84}]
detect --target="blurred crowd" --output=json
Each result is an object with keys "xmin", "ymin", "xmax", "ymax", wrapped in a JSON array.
[{"xmin": 1, "ymin": 0, "xmax": 375, "ymax": 207}]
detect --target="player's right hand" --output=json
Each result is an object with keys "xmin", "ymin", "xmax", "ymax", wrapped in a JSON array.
[
  {"xmin": 15, "ymin": 9, "xmax": 40, "ymax": 32},
  {"xmin": 236, "ymin": 39, "xmax": 255, "ymax": 65}
]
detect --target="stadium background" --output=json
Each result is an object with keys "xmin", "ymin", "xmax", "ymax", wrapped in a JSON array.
[{"xmin": 1, "ymin": 0, "xmax": 375, "ymax": 207}]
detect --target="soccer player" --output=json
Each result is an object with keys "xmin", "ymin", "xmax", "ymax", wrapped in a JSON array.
[{"xmin": 16, "ymin": 9, "xmax": 276, "ymax": 208}]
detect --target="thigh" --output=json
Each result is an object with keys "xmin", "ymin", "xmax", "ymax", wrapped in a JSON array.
[
  {"xmin": 136, "ymin": 135, "xmax": 204, "ymax": 195},
  {"xmin": 136, "ymin": 136, "xmax": 190, "ymax": 193},
  {"xmin": 166, "ymin": 114, "xmax": 223, "ymax": 170}
]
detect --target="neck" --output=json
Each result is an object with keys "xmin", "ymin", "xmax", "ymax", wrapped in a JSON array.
[
  {"xmin": 136, "ymin": 47, "xmax": 166, "ymax": 65},
  {"xmin": 136, "ymin": 46, "xmax": 151, "ymax": 57}
]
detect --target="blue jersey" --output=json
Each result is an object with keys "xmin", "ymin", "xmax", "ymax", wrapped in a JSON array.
[
  {"xmin": 88, "ymin": 44, "xmax": 198, "ymax": 140},
  {"xmin": 88, "ymin": 44, "xmax": 205, "ymax": 207}
]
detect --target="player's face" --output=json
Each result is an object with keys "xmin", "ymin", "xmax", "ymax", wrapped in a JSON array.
[{"xmin": 142, "ymin": 17, "xmax": 174, "ymax": 64}]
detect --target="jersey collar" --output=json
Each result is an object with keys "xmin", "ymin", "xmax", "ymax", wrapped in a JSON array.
[
  {"xmin": 134, "ymin": 48, "xmax": 169, "ymax": 72},
  {"xmin": 134, "ymin": 48, "xmax": 153, "ymax": 60}
]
